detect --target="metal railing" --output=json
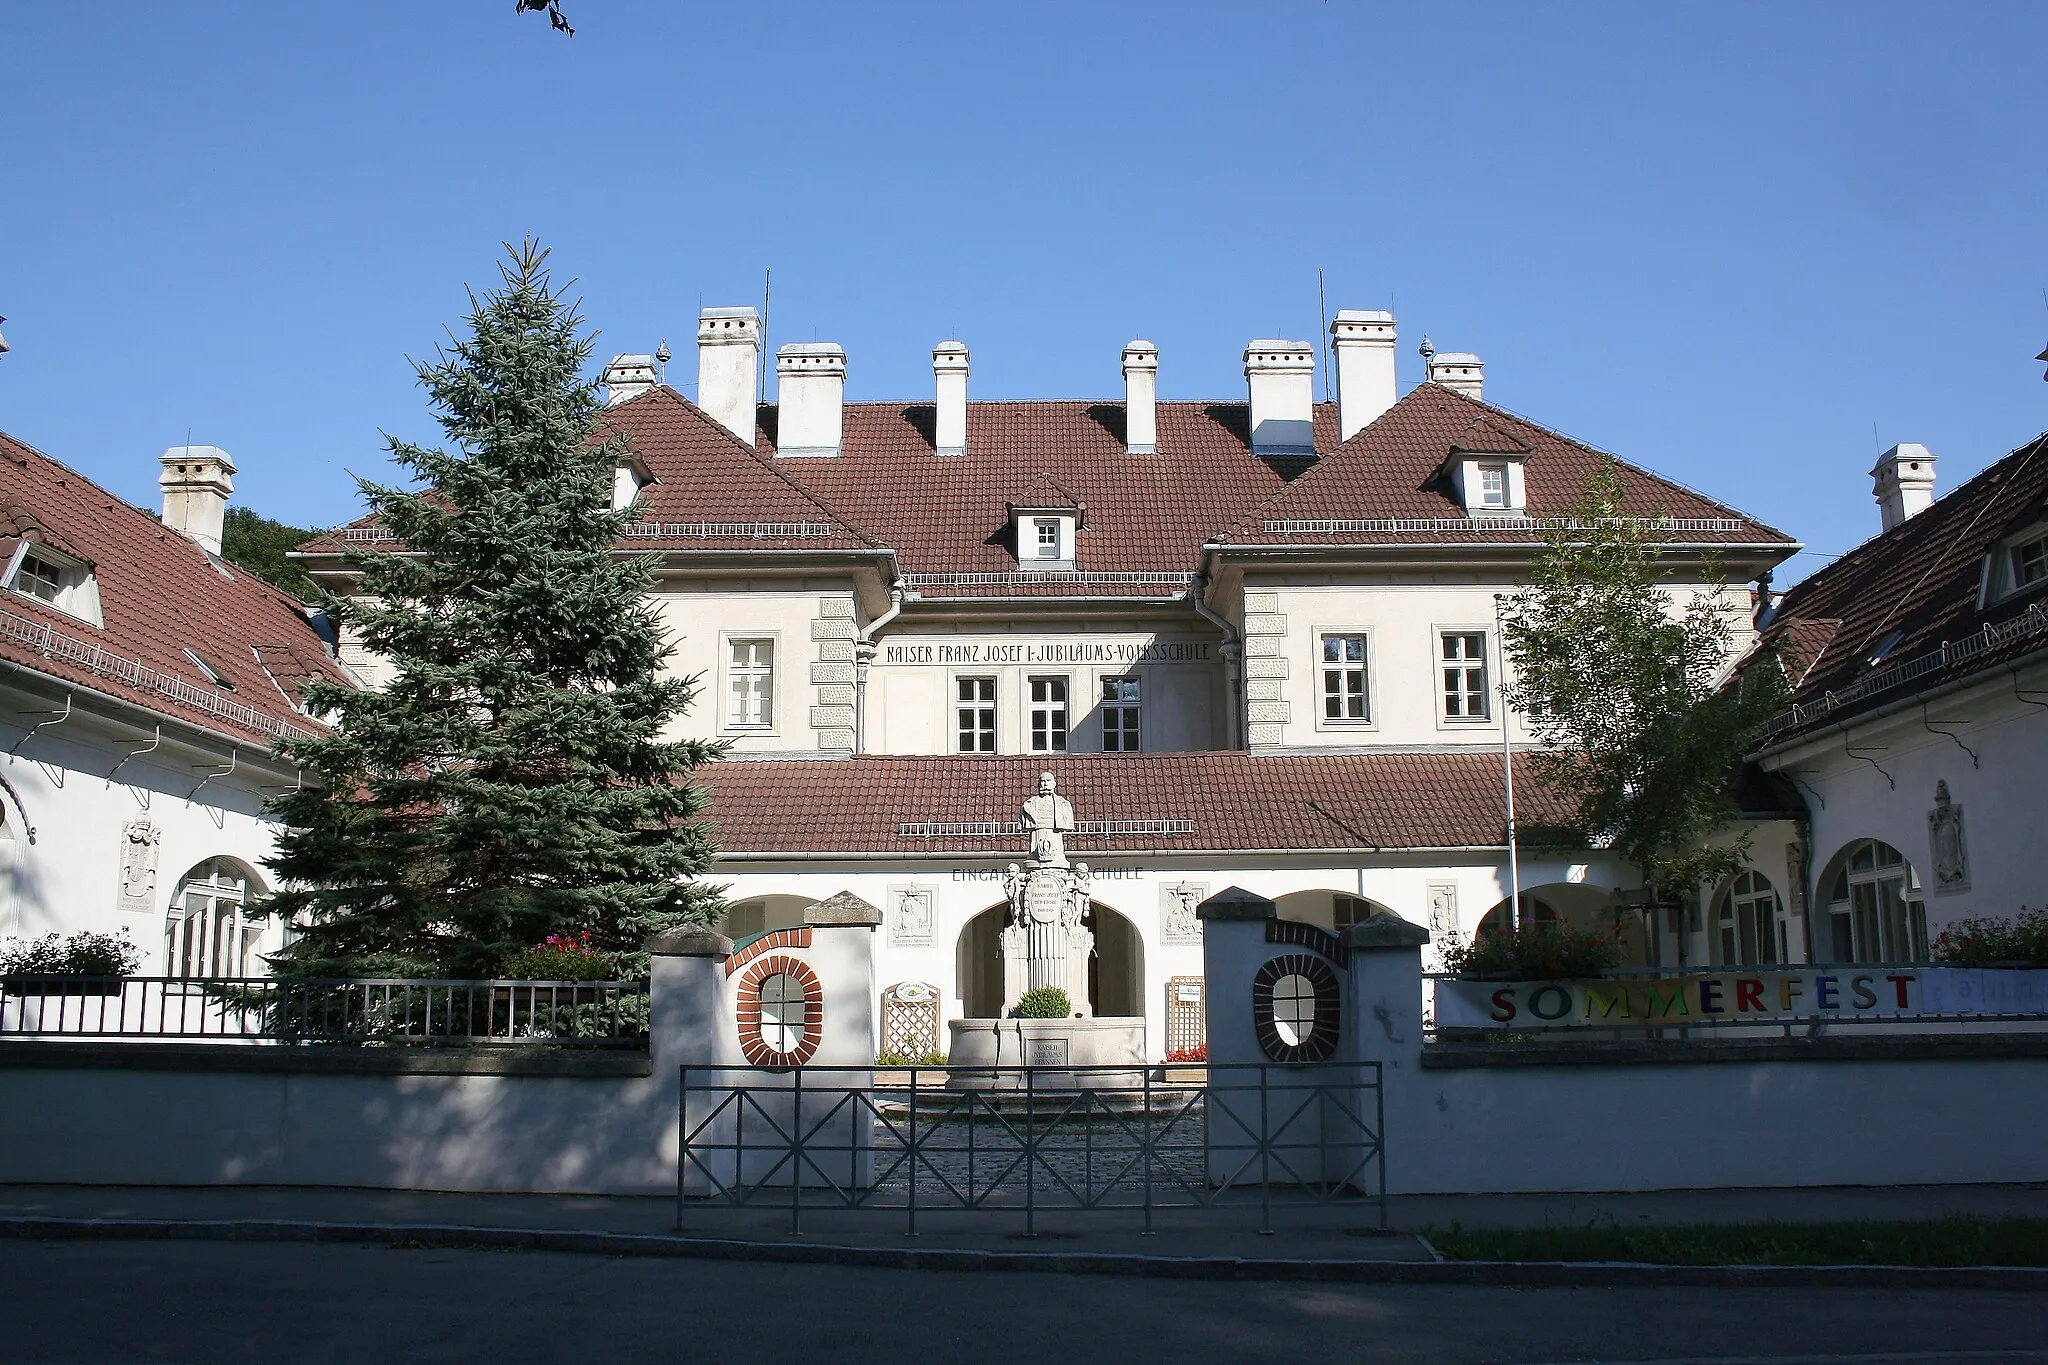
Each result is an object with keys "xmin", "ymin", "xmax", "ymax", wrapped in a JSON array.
[
  {"xmin": 0, "ymin": 977, "xmax": 649, "ymax": 1048},
  {"xmin": 1758, "ymin": 601, "xmax": 2048, "ymax": 742},
  {"xmin": 677, "ymin": 1062, "xmax": 1384, "ymax": 1236},
  {"xmin": 896, "ymin": 571, "xmax": 1197, "ymax": 591},
  {"xmin": 620, "ymin": 521, "xmax": 843, "ymax": 540},
  {"xmin": 0, "ymin": 606, "xmax": 319, "ymax": 741},
  {"xmin": 1260, "ymin": 515, "xmax": 1750, "ymax": 536}
]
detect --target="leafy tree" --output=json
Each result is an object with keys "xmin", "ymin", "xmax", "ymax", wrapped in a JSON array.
[
  {"xmin": 265, "ymin": 241, "xmax": 722, "ymax": 978},
  {"xmin": 1500, "ymin": 459, "xmax": 1787, "ymax": 906},
  {"xmin": 221, "ymin": 506, "xmax": 319, "ymax": 601}
]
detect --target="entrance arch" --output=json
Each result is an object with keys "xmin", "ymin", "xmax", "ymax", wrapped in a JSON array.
[
  {"xmin": 721, "ymin": 894, "xmax": 813, "ymax": 942},
  {"xmin": 1275, "ymin": 889, "xmax": 1395, "ymax": 933},
  {"xmin": 952, "ymin": 901, "xmax": 1146, "ymax": 1019},
  {"xmin": 1476, "ymin": 882, "xmax": 1644, "ymax": 965}
]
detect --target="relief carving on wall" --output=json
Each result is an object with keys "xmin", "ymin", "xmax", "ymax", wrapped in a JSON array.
[
  {"xmin": 117, "ymin": 817, "xmax": 160, "ymax": 918},
  {"xmin": 1160, "ymin": 881, "xmax": 1207, "ymax": 946},
  {"xmin": 889, "ymin": 884, "xmax": 935, "ymax": 946},
  {"xmin": 1928, "ymin": 781, "xmax": 1970, "ymax": 895}
]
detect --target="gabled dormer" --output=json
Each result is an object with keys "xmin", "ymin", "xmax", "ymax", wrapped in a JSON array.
[
  {"xmin": 1006, "ymin": 475, "xmax": 1084, "ymax": 569},
  {"xmin": 0, "ymin": 503, "xmax": 101, "ymax": 627},
  {"xmin": 1442, "ymin": 417, "xmax": 1532, "ymax": 517}
]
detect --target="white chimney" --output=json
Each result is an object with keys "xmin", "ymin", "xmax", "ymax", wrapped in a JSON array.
[
  {"xmin": 158, "ymin": 445, "xmax": 236, "ymax": 556},
  {"xmin": 1330, "ymin": 310, "xmax": 1397, "ymax": 441},
  {"xmin": 774, "ymin": 343, "xmax": 847, "ymax": 458},
  {"xmin": 1872, "ymin": 443, "xmax": 1937, "ymax": 532},
  {"xmin": 1243, "ymin": 340, "xmax": 1316, "ymax": 458},
  {"xmin": 933, "ymin": 341, "xmax": 969, "ymax": 457},
  {"xmin": 696, "ymin": 306, "xmax": 761, "ymax": 444},
  {"xmin": 1122, "ymin": 340, "xmax": 1158, "ymax": 454},
  {"xmin": 1426, "ymin": 350, "xmax": 1484, "ymax": 401},
  {"xmin": 601, "ymin": 353, "xmax": 658, "ymax": 407}
]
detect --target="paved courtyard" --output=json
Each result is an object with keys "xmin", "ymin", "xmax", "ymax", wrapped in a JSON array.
[{"xmin": 3, "ymin": 1239, "xmax": 2045, "ymax": 1365}]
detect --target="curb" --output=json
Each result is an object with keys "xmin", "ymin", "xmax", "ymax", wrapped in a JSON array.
[{"xmin": 3, "ymin": 1216, "xmax": 2047, "ymax": 1289}]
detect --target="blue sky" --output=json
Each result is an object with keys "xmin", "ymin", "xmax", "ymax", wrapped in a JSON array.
[{"xmin": 3, "ymin": 1, "xmax": 2043, "ymax": 584}]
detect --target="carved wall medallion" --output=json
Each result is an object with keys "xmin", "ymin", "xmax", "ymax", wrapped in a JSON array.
[
  {"xmin": 889, "ymin": 884, "xmax": 935, "ymax": 946},
  {"xmin": 1160, "ymin": 881, "xmax": 1207, "ymax": 946}
]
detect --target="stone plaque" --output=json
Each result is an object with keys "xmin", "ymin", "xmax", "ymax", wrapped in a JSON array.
[
  {"xmin": 1025, "ymin": 1037, "xmax": 1071, "ymax": 1067},
  {"xmin": 117, "ymin": 817, "xmax": 160, "ymax": 919},
  {"xmin": 1160, "ymin": 881, "xmax": 1207, "ymax": 946},
  {"xmin": 1928, "ymin": 781, "xmax": 1969, "ymax": 895},
  {"xmin": 889, "ymin": 884, "xmax": 935, "ymax": 946},
  {"xmin": 1426, "ymin": 881, "xmax": 1459, "ymax": 945}
]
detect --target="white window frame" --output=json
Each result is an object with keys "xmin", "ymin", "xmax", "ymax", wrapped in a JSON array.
[
  {"xmin": 2, "ymin": 541, "xmax": 102, "ymax": 627},
  {"xmin": 164, "ymin": 858, "xmax": 271, "ymax": 979},
  {"xmin": 1272, "ymin": 972, "xmax": 1316, "ymax": 1047},
  {"xmin": 1714, "ymin": 869, "xmax": 1784, "ymax": 966},
  {"xmin": 955, "ymin": 675, "xmax": 998, "ymax": 754},
  {"xmin": 757, "ymin": 971, "xmax": 810, "ymax": 1053},
  {"xmin": 1032, "ymin": 518, "xmax": 1061, "ymax": 560},
  {"xmin": 1823, "ymin": 840, "xmax": 1927, "ymax": 964},
  {"xmin": 1313, "ymin": 628, "xmax": 1375, "ymax": 730},
  {"xmin": 1436, "ymin": 627, "xmax": 1492, "ymax": 725},
  {"xmin": 1012, "ymin": 512, "xmax": 1075, "ymax": 567},
  {"xmin": 721, "ymin": 632, "xmax": 779, "ymax": 734},
  {"xmin": 1027, "ymin": 674, "xmax": 1070, "ymax": 753},
  {"xmin": 1100, "ymin": 674, "xmax": 1141, "ymax": 752}
]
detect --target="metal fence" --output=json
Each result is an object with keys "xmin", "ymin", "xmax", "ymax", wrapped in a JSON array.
[
  {"xmin": 676, "ymin": 1062, "xmax": 1384, "ymax": 1236},
  {"xmin": 0, "ymin": 977, "xmax": 649, "ymax": 1048}
]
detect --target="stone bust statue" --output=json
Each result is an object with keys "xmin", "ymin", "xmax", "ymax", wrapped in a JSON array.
[{"xmin": 1020, "ymin": 772, "xmax": 1075, "ymax": 867}]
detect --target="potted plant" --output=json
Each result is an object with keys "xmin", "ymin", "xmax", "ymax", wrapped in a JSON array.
[
  {"xmin": 1439, "ymin": 919, "xmax": 1624, "ymax": 981},
  {"xmin": 1931, "ymin": 908, "xmax": 2048, "ymax": 969},
  {"xmin": 0, "ymin": 930, "xmax": 142, "ymax": 996}
]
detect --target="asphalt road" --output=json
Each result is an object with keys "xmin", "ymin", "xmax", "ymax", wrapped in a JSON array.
[{"xmin": 3, "ymin": 1240, "xmax": 2045, "ymax": 1365}]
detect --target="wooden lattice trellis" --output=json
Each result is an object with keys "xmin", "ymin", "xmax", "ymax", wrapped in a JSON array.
[
  {"xmin": 880, "ymin": 981, "xmax": 941, "ymax": 1061},
  {"xmin": 1164, "ymin": 975, "xmax": 1206, "ymax": 1057}
]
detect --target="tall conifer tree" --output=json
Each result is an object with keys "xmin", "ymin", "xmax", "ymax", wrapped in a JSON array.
[{"xmin": 267, "ymin": 242, "xmax": 721, "ymax": 976}]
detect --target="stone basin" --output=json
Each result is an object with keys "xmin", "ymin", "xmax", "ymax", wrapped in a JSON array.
[{"xmin": 945, "ymin": 1016, "xmax": 1147, "ymax": 1091}]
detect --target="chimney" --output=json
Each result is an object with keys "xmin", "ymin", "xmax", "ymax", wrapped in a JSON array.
[
  {"xmin": 159, "ymin": 445, "xmax": 236, "ymax": 555},
  {"xmin": 1122, "ymin": 340, "xmax": 1158, "ymax": 454},
  {"xmin": 933, "ymin": 341, "xmax": 969, "ymax": 457},
  {"xmin": 775, "ymin": 342, "xmax": 847, "ymax": 458},
  {"xmin": 601, "ymin": 353, "xmax": 658, "ymax": 407},
  {"xmin": 1872, "ymin": 443, "xmax": 1937, "ymax": 532},
  {"xmin": 1426, "ymin": 349, "xmax": 1484, "ymax": 401},
  {"xmin": 1243, "ymin": 340, "xmax": 1316, "ymax": 458},
  {"xmin": 696, "ymin": 306, "xmax": 761, "ymax": 444},
  {"xmin": 1330, "ymin": 310, "xmax": 1397, "ymax": 441}
]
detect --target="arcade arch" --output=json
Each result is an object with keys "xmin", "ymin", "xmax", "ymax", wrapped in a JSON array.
[
  {"xmin": 720, "ymin": 894, "xmax": 814, "ymax": 942},
  {"xmin": 954, "ymin": 900, "xmax": 1145, "ymax": 1019},
  {"xmin": 164, "ymin": 857, "xmax": 271, "ymax": 978},
  {"xmin": 1475, "ymin": 882, "xmax": 1645, "ymax": 966},
  {"xmin": 1816, "ymin": 839, "xmax": 1927, "ymax": 963},
  {"xmin": 1709, "ymin": 869, "xmax": 1789, "ymax": 966}
]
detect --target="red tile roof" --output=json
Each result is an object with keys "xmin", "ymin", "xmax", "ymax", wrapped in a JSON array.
[
  {"xmin": 697, "ymin": 751, "xmax": 1577, "ymax": 855},
  {"xmin": 0, "ymin": 430, "xmax": 351, "ymax": 744},
  {"xmin": 1758, "ymin": 430, "xmax": 2048, "ymax": 742}
]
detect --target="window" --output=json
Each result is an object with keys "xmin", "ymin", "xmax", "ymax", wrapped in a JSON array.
[
  {"xmin": 1332, "ymin": 894, "xmax": 1375, "ymax": 931},
  {"xmin": 1824, "ymin": 839, "xmax": 1927, "ymax": 964},
  {"xmin": 956, "ymin": 677, "xmax": 996, "ymax": 753},
  {"xmin": 1101, "ymin": 676, "xmax": 1140, "ymax": 751},
  {"xmin": 1715, "ymin": 869, "xmax": 1783, "ymax": 966},
  {"xmin": 1478, "ymin": 464, "xmax": 1507, "ymax": 508},
  {"xmin": 1272, "ymin": 973, "xmax": 1316, "ymax": 1046},
  {"xmin": 727, "ymin": 638, "xmax": 774, "ymax": 729},
  {"xmin": 1033, "ymin": 518, "xmax": 1061, "ymax": 560},
  {"xmin": 1029, "ymin": 677, "xmax": 1068, "ymax": 752},
  {"xmin": 4, "ymin": 544, "xmax": 100, "ymax": 626},
  {"xmin": 758, "ymin": 972, "xmax": 809, "ymax": 1052},
  {"xmin": 183, "ymin": 648, "xmax": 235, "ymax": 690},
  {"xmin": 2013, "ymin": 532, "xmax": 2048, "ymax": 591},
  {"xmin": 164, "ymin": 859, "xmax": 270, "ymax": 978},
  {"xmin": 1441, "ymin": 631, "xmax": 1489, "ymax": 720},
  {"xmin": 1319, "ymin": 633, "xmax": 1370, "ymax": 723}
]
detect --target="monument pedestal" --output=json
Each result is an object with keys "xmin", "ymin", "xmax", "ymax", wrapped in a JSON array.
[{"xmin": 944, "ymin": 1016, "xmax": 1147, "ymax": 1091}]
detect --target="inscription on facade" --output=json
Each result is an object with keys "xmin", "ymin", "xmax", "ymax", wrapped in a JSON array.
[
  {"xmin": 952, "ymin": 866, "xmax": 1144, "ymax": 881},
  {"xmin": 883, "ymin": 639, "xmax": 1211, "ymax": 666}
]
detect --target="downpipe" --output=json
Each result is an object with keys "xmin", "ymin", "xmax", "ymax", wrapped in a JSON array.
[
  {"xmin": 1190, "ymin": 571, "xmax": 1244, "ymax": 749},
  {"xmin": 853, "ymin": 588, "xmax": 906, "ymax": 755}
]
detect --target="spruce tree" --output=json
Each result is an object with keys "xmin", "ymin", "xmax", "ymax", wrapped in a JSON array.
[{"xmin": 266, "ymin": 241, "xmax": 722, "ymax": 977}]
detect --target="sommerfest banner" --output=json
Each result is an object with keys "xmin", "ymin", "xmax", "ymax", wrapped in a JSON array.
[{"xmin": 1433, "ymin": 967, "xmax": 2048, "ymax": 1030}]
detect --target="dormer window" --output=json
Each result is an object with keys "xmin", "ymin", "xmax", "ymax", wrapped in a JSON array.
[
  {"xmin": 1006, "ymin": 504, "xmax": 1078, "ymax": 569},
  {"xmin": 1478, "ymin": 464, "xmax": 1507, "ymax": 509},
  {"xmin": 3, "ymin": 542, "xmax": 102, "ymax": 627},
  {"xmin": 1981, "ymin": 522, "xmax": 2048, "ymax": 604},
  {"xmin": 2013, "ymin": 531, "xmax": 2048, "ymax": 591},
  {"xmin": 1032, "ymin": 518, "xmax": 1060, "ymax": 560}
]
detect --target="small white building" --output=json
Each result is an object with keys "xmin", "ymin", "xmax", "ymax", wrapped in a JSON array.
[
  {"xmin": 299, "ymin": 305, "xmax": 1802, "ymax": 1053},
  {"xmin": 0, "ymin": 431, "xmax": 354, "ymax": 975},
  {"xmin": 1751, "ymin": 432, "xmax": 2048, "ymax": 960}
]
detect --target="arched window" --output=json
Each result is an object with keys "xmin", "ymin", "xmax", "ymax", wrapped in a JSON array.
[
  {"xmin": 1822, "ymin": 840, "xmax": 1927, "ymax": 964},
  {"xmin": 1713, "ymin": 870, "xmax": 1784, "ymax": 966},
  {"xmin": 164, "ymin": 859, "xmax": 271, "ymax": 978},
  {"xmin": 1251, "ymin": 954, "xmax": 1340, "ymax": 1063},
  {"xmin": 736, "ymin": 955, "xmax": 822, "ymax": 1066}
]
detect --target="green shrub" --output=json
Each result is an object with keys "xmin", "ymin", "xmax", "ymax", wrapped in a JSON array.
[
  {"xmin": 1013, "ymin": 986, "xmax": 1073, "ymax": 1019},
  {"xmin": 1931, "ymin": 908, "xmax": 2048, "ymax": 967},
  {"xmin": 0, "ymin": 931, "xmax": 141, "ymax": 977},
  {"xmin": 1440, "ymin": 919, "xmax": 1623, "ymax": 979},
  {"xmin": 876, "ymin": 1048, "xmax": 948, "ymax": 1066}
]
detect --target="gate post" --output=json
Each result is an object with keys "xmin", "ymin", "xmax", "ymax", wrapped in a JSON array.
[
  {"xmin": 1338, "ymin": 916, "xmax": 1428, "ymax": 1199},
  {"xmin": 647, "ymin": 924, "xmax": 735, "ymax": 1200}
]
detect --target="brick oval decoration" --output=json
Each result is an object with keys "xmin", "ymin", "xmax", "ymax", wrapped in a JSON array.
[
  {"xmin": 1250, "ymin": 953, "xmax": 1340, "ymax": 1063},
  {"xmin": 736, "ymin": 954, "xmax": 822, "ymax": 1067}
]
